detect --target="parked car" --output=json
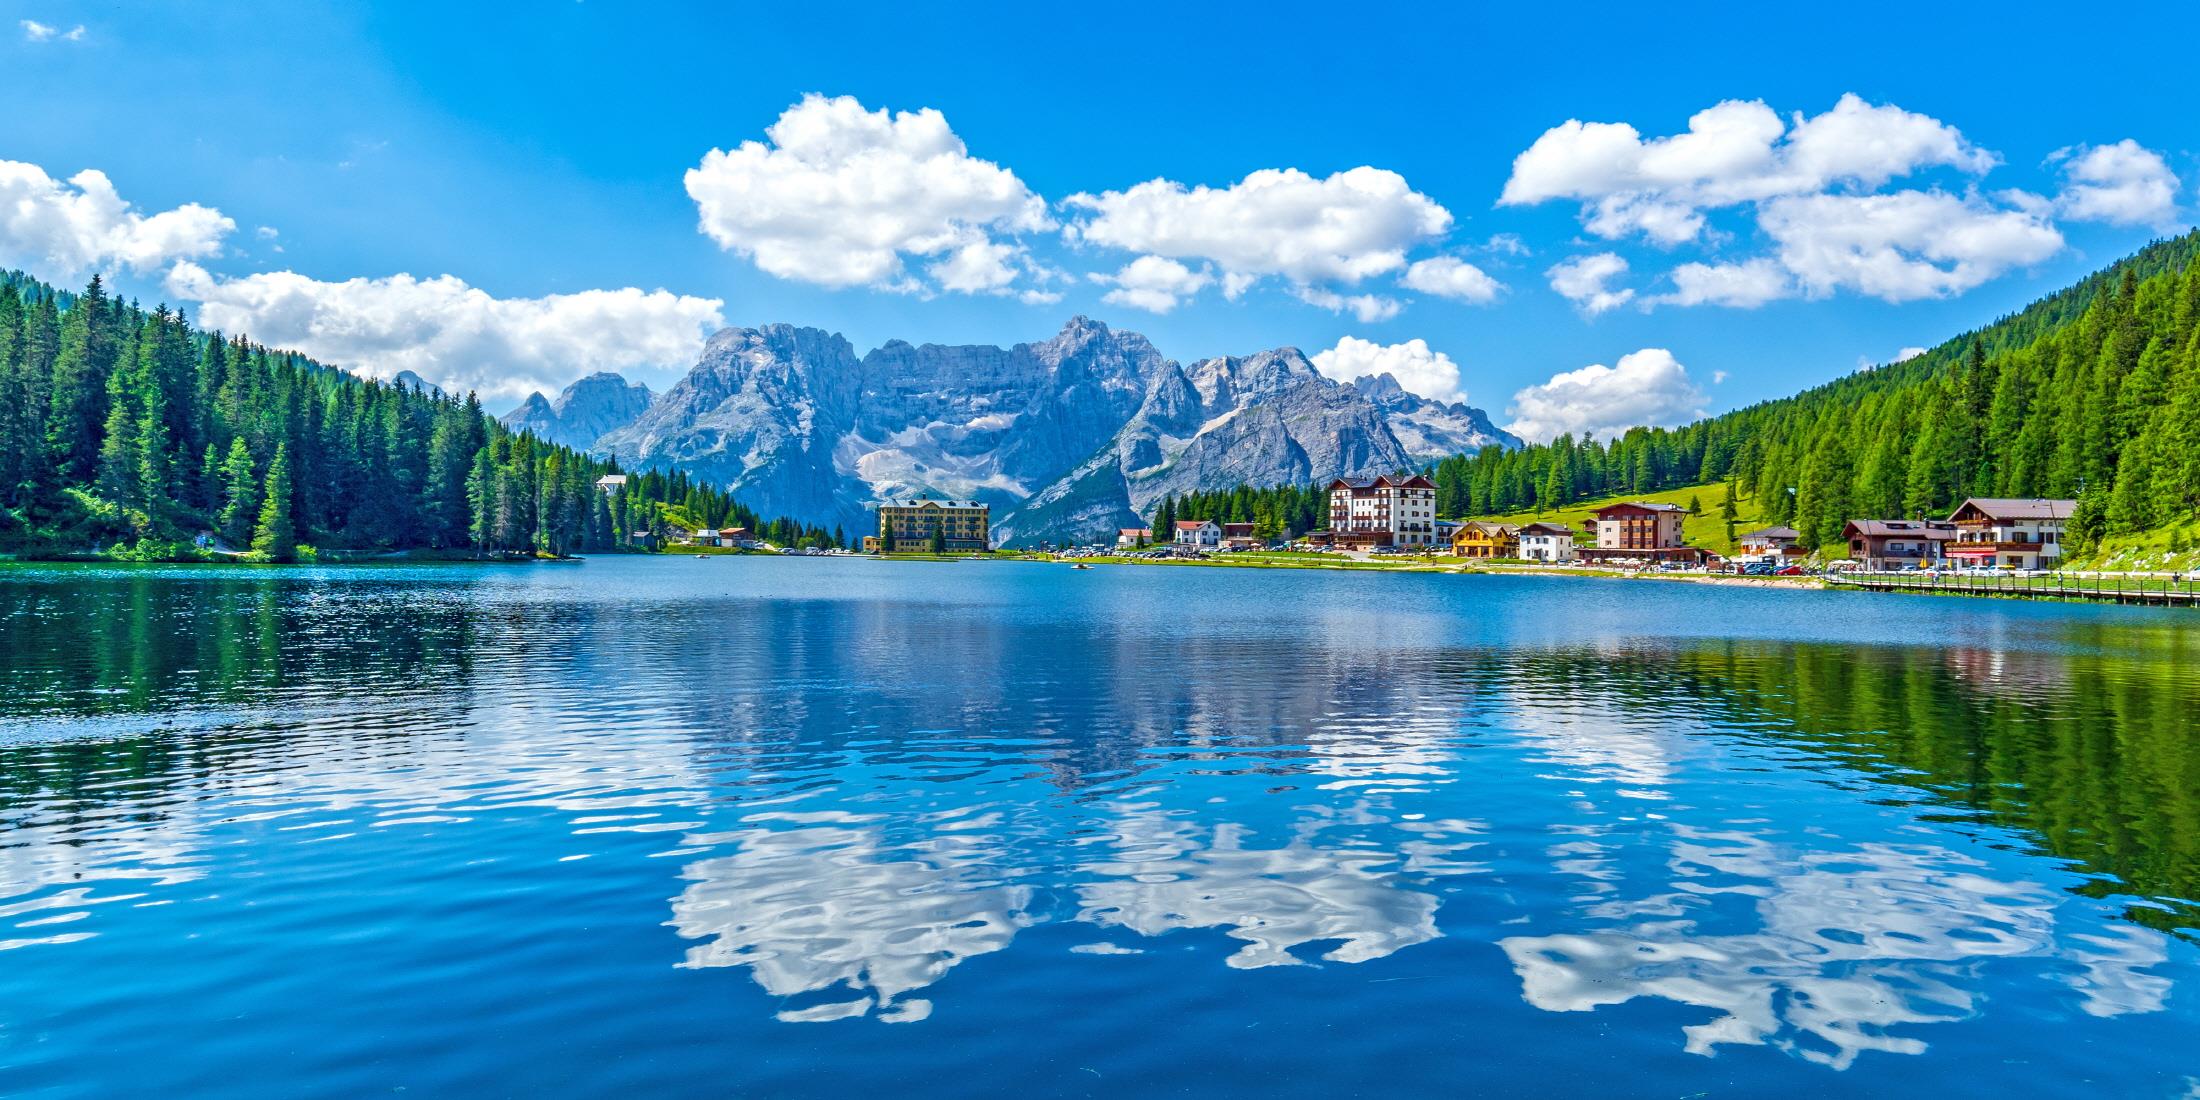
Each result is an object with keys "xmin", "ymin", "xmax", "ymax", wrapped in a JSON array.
[
  {"xmin": 1775, "ymin": 565, "xmax": 1806, "ymax": 576},
  {"xmin": 1741, "ymin": 561, "xmax": 1775, "ymax": 576}
]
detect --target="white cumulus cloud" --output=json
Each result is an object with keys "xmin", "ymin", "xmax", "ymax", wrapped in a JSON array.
[
  {"xmin": 2053, "ymin": 140, "xmax": 2181, "ymax": 227},
  {"xmin": 1547, "ymin": 252, "xmax": 1634, "ymax": 315},
  {"xmin": 166, "ymin": 263, "xmax": 724, "ymax": 402},
  {"xmin": 1651, "ymin": 258, "xmax": 1792, "ymax": 308},
  {"xmin": 1067, "ymin": 165, "xmax": 1451, "ymax": 310},
  {"xmin": 1312, "ymin": 335, "xmax": 1467, "ymax": 403},
  {"xmin": 1759, "ymin": 189, "xmax": 2063, "ymax": 301},
  {"xmin": 0, "ymin": 159, "xmax": 234, "ymax": 285},
  {"xmin": 20, "ymin": 19, "xmax": 84, "ymax": 42},
  {"xmin": 1401, "ymin": 255, "xmax": 1503, "ymax": 304},
  {"xmin": 684, "ymin": 93, "xmax": 1050, "ymax": 295},
  {"xmin": 1503, "ymin": 348, "xmax": 1707, "ymax": 443},
  {"xmin": 1293, "ymin": 286, "xmax": 1401, "ymax": 323},
  {"xmin": 1093, "ymin": 255, "xmax": 1212, "ymax": 314},
  {"xmin": 1500, "ymin": 94, "xmax": 2140, "ymax": 312},
  {"xmin": 1501, "ymin": 94, "xmax": 1995, "ymax": 244}
]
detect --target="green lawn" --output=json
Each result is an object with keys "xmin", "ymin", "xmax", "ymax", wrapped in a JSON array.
[{"xmin": 1458, "ymin": 481, "xmax": 1779, "ymax": 557}]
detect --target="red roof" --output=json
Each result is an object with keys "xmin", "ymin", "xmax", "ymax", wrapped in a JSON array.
[
  {"xmin": 1594, "ymin": 501, "xmax": 1687, "ymax": 518},
  {"xmin": 1174, "ymin": 520, "xmax": 1213, "ymax": 531}
]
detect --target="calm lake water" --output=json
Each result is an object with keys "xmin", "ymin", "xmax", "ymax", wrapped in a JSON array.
[{"xmin": 2, "ymin": 556, "xmax": 2197, "ymax": 1096}]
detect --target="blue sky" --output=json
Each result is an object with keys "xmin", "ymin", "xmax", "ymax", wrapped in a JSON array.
[{"xmin": 4, "ymin": 1, "xmax": 2195, "ymax": 438}]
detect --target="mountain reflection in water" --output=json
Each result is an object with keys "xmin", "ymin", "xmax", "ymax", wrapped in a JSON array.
[{"xmin": 1, "ymin": 559, "xmax": 2196, "ymax": 1094}]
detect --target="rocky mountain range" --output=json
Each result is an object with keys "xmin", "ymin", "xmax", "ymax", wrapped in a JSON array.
[
  {"xmin": 500, "ymin": 318, "xmax": 1515, "ymax": 545},
  {"xmin": 499, "ymin": 372, "xmax": 655, "ymax": 452}
]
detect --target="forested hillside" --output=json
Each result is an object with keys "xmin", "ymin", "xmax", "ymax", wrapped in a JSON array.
[
  {"xmin": 1146, "ymin": 484, "xmax": 1330, "ymax": 543},
  {"xmin": 0, "ymin": 271, "xmax": 840, "ymax": 560},
  {"xmin": 1428, "ymin": 232, "xmax": 2200, "ymax": 553}
]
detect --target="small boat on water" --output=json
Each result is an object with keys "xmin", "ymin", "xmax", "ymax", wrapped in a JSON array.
[{"xmin": 1071, "ymin": 563, "xmax": 1092, "ymax": 570}]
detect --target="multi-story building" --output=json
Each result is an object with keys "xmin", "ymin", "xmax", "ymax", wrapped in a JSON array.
[
  {"xmin": 1578, "ymin": 501, "xmax": 1706, "ymax": 566},
  {"xmin": 1843, "ymin": 519, "xmax": 1957, "ymax": 571},
  {"xmin": 874, "ymin": 499, "xmax": 991, "ymax": 553},
  {"xmin": 1945, "ymin": 498, "xmax": 2075, "ymax": 570},
  {"xmin": 1219, "ymin": 522, "xmax": 1260, "ymax": 550},
  {"xmin": 1326, "ymin": 474, "xmax": 1437, "ymax": 549},
  {"xmin": 1517, "ymin": 522, "xmax": 1576, "ymax": 562},
  {"xmin": 1450, "ymin": 521, "xmax": 1518, "ymax": 558}
]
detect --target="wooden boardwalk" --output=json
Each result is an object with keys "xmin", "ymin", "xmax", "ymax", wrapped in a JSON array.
[{"xmin": 1828, "ymin": 571, "xmax": 2200, "ymax": 607}]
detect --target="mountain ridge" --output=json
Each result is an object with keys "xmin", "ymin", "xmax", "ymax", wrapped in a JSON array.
[{"xmin": 512, "ymin": 317, "xmax": 1516, "ymax": 544}]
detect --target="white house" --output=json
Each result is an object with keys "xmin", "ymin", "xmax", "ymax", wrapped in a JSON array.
[
  {"xmin": 1735, "ymin": 525, "xmax": 1805, "ymax": 566},
  {"xmin": 595, "ymin": 474, "xmax": 629, "ymax": 493},
  {"xmin": 1173, "ymin": 519, "xmax": 1221, "ymax": 549},
  {"xmin": 1946, "ymin": 498, "xmax": 2076, "ymax": 570},
  {"xmin": 1517, "ymin": 521, "xmax": 1577, "ymax": 563}
]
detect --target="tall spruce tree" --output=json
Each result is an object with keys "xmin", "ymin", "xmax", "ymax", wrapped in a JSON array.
[{"xmin": 250, "ymin": 443, "xmax": 297, "ymax": 562}]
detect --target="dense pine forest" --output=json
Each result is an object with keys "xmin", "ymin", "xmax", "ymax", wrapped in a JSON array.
[
  {"xmin": 1425, "ymin": 231, "xmax": 2200, "ymax": 554},
  {"xmin": 0, "ymin": 270, "xmax": 841, "ymax": 561},
  {"xmin": 1147, "ymin": 484, "xmax": 1330, "ymax": 542}
]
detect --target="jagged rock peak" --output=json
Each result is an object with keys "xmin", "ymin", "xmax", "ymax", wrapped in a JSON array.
[
  {"xmin": 392, "ymin": 369, "xmax": 444, "ymax": 395},
  {"xmin": 1353, "ymin": 372, "xmax": 1408, "ymax": 402},
  {"xmin": 498, "ymin": 370, "xmax": 656, "ymax": 452}
]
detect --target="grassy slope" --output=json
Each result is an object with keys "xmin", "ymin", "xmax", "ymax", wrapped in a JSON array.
[
  {"xmin": 1456, "ymin": 481, "xmax": 1779, "ymax": 557},
  {"xmin": 2080, "ymin": 519, "xmax": 2200, "ymax": 572}
]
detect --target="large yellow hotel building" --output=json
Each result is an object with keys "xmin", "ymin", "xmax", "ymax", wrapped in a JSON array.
[{"xmin": 868, "ymin": 499, "xmax": 992, "ymax": 553}]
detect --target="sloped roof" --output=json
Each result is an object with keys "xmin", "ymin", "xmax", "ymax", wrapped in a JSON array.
[
  {"xmin": 1327, "ymin": 474, "xmax": 1437, "ymax": 491},
  {"xmin": 1741, "ymin": 526, "xmax": 1800, "ymax": 540},
  {"xmin": 1517, "ymin": 522, "xmax": 1573, "ymax": 536},
  {"xmin": 1594, "ymin": 501, "xmax": 1687, "ymax": 516},
  {"xmin": 1457, "ymin": 521, "xmax": 1516, "ymax": 537},
  {"xmin": 1948, "ymin": 497, "xmax": 2076, "ymax": 521},
  {"xmin": 1845, "ymin": 519, "xmax": 1957, "ymax": 539}
]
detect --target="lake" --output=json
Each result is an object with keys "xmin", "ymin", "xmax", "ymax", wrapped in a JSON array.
[{"xmin": 2, "ymin": 556, "xmax": 2197, "ymax": 1096}]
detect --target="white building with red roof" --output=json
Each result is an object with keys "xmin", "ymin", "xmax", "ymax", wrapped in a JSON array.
[
  {"xmin": 1173, "ymin": 519, "xmax": 1220, "ymax": 549},
  {"xmin": 1325, "ymin": 474, "xmax": 1437, "ymax": 549}
]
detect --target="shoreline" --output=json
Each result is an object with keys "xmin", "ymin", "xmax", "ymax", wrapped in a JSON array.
[{"xmin": 993, "ymin": 551, "xmax": 1830, "ymax": 589}]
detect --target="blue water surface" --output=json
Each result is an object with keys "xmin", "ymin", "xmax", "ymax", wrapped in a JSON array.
[{"xmin": 1, "ymin": 556, "xmax": 2196, "ymax": 1096}]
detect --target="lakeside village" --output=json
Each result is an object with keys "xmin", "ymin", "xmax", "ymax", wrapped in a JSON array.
[{"xmin": 659, "ymin": 471, "xmax": 2093, "ymax": 580}]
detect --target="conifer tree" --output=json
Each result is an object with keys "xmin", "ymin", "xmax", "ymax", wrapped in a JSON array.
[
  {"xmin": 217, "ymin": 439, "xmax": 260, "ymax": 547},
  {"xmin": 250, "ymin": 443, "xmax": 297, "ymax": 562}
]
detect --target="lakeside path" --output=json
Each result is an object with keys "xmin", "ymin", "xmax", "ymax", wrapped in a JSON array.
[
  {"xmin": 993, "ymin": 550, "xmax": 1832, "ymax": 591},
  {"xmin": 994, "ymin": 550, "xmax": 2200, "ymax": 606}
]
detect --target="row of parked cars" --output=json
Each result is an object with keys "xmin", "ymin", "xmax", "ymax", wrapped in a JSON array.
[{"xmin": 1736, "ymin": 561, "xmax": 1809, "ymax": 576}]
